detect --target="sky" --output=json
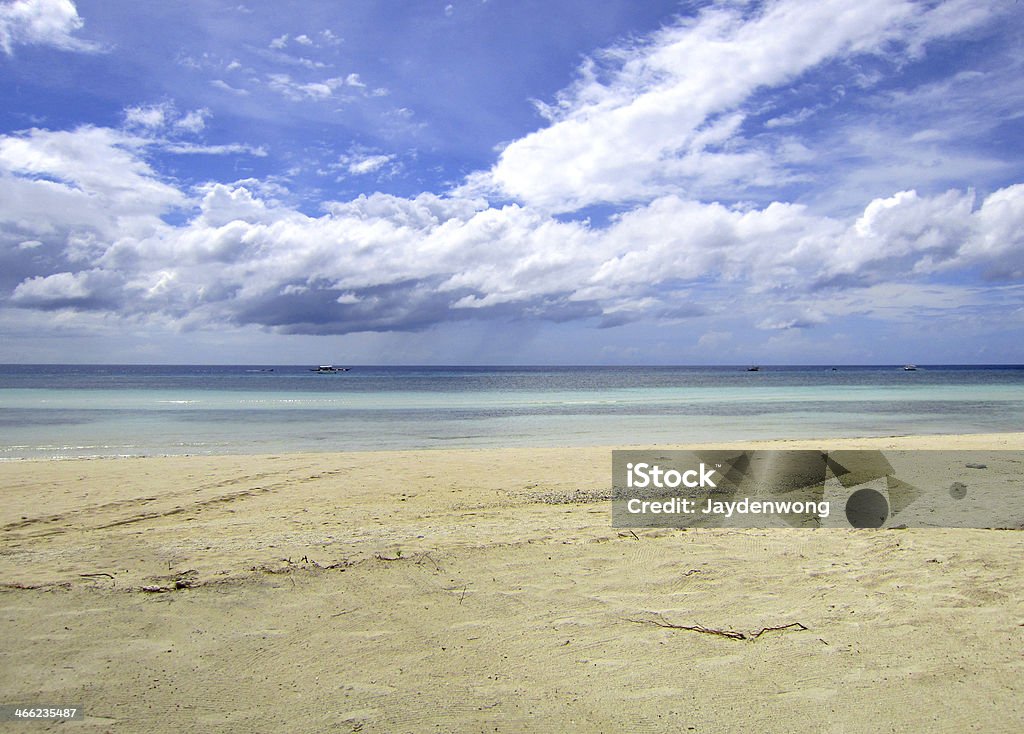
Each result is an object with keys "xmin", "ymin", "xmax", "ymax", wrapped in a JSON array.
[{"xmin": 1, "ymin": 0, "xmax": 1023, "ymax": 365}]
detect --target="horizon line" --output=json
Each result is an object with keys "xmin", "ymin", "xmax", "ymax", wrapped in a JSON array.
[{"xmin": 2, "ymin": 362, "xmax": 1023, "ymax": 369}]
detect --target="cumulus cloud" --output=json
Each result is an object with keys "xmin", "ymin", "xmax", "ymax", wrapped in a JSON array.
[
  {"xmin": 10, "ymin": 269, "xmax": 120, "ymax": 310},
  {"xmin": 4, "ymin": 123, "xmax": 1024, "ymax": 337},
  {"xmin": 0, "ymin": 125, "xmax": 185, "ymax": 300},
  {"xmin": 955, "ymin": 184, "xmax": 1024, "ymax": 280},
  {"xmin": 0, "ymin": 0, "xmax": 99, "ymax": 55}
]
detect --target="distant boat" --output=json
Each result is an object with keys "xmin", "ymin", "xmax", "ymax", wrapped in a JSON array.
[
  {"xmin": 746, "ymin": 366, "xmax": 760, "ymax": 372},
  {"xmin": 903, "ymin": 364, "xmax": 917, "ymax": 371},
  {"xmin": 311, "ymin": 365, "xmax": 350, "ymax": 373}
]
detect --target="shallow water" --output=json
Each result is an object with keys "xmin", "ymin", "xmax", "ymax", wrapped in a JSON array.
[{"xmin": 1, "ymin": 365, "xmax": 1022, "ymax": 458}]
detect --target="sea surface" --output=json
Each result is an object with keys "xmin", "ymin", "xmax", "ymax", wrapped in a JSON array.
[{"xmin": 1, "ymin": 364, "xmax": 1023, "ymax": 459}]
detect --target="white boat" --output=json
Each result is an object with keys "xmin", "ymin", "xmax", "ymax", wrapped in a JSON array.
[
  {"xmin": 903, "ymin": 364, "xmax": 917, "ymax": 371},
  {"xmin": 311, "ymin": 365, "xmax": 350, "ymax": 373}
]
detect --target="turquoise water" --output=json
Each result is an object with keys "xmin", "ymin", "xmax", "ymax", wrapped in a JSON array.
[{"xmin": 1, "ymin": 365, "xmax": 1022, "ymax": 458}]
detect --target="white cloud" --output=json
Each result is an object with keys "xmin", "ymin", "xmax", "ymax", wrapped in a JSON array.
[
  {"xmin": 0, "ymin": 0, "xmax": 99, "ymax": 55},
  {"xmin": 348, "ymin": 155, "xmax": 391, "ymax": 174},
  {"xmin": 336, "ymin": 149, "xmax": 395, "ymax": 176},
  {"xmin": 267, "ymin": 72, "xmax": 368, "ymax": 101},
  {"xmin": 757, "ymin": 312, "xmax": 827, "ymax": 331},
  {"xmin": 124, "ymin": 103, "xmax": 210, "ymax": 134},
  {"xmin": 267, "ymin": 72, "xmax": 342, "ymax": 100},
  {"xmin": 192, "ymin": 182, "xmax": 283, "ymax": 228},
  {"xmin": 259, "ymin": 44, "xmax": 328, "ymax": 70},
  {"xmin": 211, "ymin": 79, "xmax": 249, "ymax": 96},
  {"xmin": 6, "ymin": 124, "xmax": 1022, "ymax": 337},
  {"xmin": 956, "ymin": 184, "xmax": 1024, "ymax": 279},
  {"xmin": 175, "ymin": 108, "xmax": 210, "ymax": 134},
  {"xmin": 467, "ymin": 0, "xmax": 999, "ymax": 213},
  {"xmin": 109, "ymin": 104, "xmax": 263, "ymax": 161},
  {"xmin": 798, "ymin": 49, "xmax": 1024, "ymax": 214},
  {"xmin": 0, "ymin": 126, "xmax": 185, "ymax": 226},
  {"xmin": 161, "ymin": 142, "xmax": 267, "ymax": 157},
  {"xmin": 10, "ymin": 269, "xmax": 114, "ymax": 308},
  {"xmin": 764, "ymin": 106, "xmax": 821, "ymax": 129},
  {"xmin": 270, "ymin": 32, "xmax": 318, "ymax": 49},
  {"xmin": 124, "ymin": 103, "xmax": 171, "ymax": 130},
  {"xmin": 1, "ymin": 1, "xmax": 1021, "ymax": 343},
  {"xmin": 0, "ymin": 126, "xmax": 184, "ymax": 307}
]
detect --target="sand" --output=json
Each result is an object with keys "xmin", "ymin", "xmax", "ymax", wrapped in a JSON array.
[{"xmin": 1, "ymin": 433, "xmax": 1022, "ymax": 732}]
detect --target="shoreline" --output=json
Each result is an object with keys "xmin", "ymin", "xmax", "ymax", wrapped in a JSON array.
[{"xmin": 3, "ymin": 429, "xmax": 1024, "ymax": 464}]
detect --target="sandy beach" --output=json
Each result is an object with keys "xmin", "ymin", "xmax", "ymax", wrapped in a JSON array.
[{"xmin": 1, "ymin": 433, "xmax": 1022, "ymax": 732}]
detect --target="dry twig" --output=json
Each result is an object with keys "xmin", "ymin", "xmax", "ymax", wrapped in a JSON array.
[{"xmin": 627, "ymin": 613, "xmax": 808, "ymax": 641}]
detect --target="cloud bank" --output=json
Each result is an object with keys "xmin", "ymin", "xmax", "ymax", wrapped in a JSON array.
[
  {"xmin": 3, "ymin": 118, "xmax": 1022, "ymax": 335},
  {"xmin": 1, "ymin": 0, "xmax": 1022, "ymax": 359}
]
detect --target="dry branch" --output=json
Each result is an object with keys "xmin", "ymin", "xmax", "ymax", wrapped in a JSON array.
[{"xmin": 627, "ymin": 613, "xmax": 808, "ymax": 641}]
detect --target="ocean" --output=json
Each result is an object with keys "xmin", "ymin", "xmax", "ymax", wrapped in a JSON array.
[{"xmin": 1, "ymin": 364, "xmax": 1023, "ymax": 459}]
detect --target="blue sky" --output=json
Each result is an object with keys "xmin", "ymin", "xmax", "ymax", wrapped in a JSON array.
[{"xmin": 1, "ymin": 0, "xmax": 1023, "ymax": 364}]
